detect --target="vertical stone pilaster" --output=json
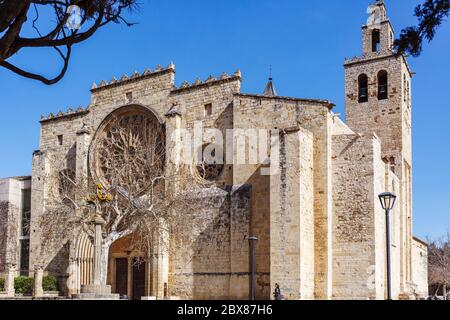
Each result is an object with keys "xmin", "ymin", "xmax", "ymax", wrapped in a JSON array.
[
  {"xmin": 165, "ymin": 106, "xmax": 183, "ymax": 193},
  {"xmin": 76, "ymin": 124, "xmax": 91, "ymax": 168},
  {"xmin": 269, "ymin": 128, "xmax": 314, "ymax": 300},
  {"xmin": 5, "ymin": 264, "xmax": 17, "ymax": 297},
  {"xmin": 229, "ymin": 184, "xmax": 251, "ymax": 300},
  {"xmin": 75, "ymin": 125, "xmax": 91, "ymax": 199},
  {"xmin": 29, "ymin": 150, "xmax": 46, "ymax": 271},
  {"xmin": 66, "ymin": 258, "xmax": 78, "ymax": 296},
  {"xmin": 149, "ymin": 252, "xmax": 158, "ymax": 297},
  {"xmin": 300, "ymin": 109, "xmax": 334, "ymax": 300},
  {"xmin": 159, "ymin": 107, "xmax": 181, "ymax": 299},
  {"xmin": 92, "ymin": 215, "xmax": 105, "ymax": 285}
]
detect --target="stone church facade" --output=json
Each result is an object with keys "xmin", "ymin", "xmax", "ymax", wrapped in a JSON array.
[{"xmin": 1, "ymin": 2, "xmax": 428, "ymax": 299}]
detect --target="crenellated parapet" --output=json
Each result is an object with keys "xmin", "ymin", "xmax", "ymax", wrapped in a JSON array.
[
  {"xmin": 170, "ymin": 69, "xmax": 241, "ymax": 94},
  {"xmin": 40, "ymin": 106, "xmax": 89, "ymax": 123},
  {"xmin": 90, "ymin": 62, "xmax": 176, "ymax": 93}
]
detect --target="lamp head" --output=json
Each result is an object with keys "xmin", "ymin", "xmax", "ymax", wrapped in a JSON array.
[{"xmin": 378, "ymin": 192, "xmax": 397, "ymax": 211}]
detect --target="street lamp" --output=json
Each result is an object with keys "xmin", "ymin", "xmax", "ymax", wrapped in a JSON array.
[
  {"xmin": 378, "ymin": 192, "xmax": 397, "ymax": 300},
  {"xmin": 248, "ymin": 236, "xmax": 258, "ymax": 300}
]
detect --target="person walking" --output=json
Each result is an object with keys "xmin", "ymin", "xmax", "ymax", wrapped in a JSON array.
[{"xmin": 273, "ymin": 283, "xmax": 282, "ymax": 300}]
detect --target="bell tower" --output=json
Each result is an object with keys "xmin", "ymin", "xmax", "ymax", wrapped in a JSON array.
[
  {"xmin": 362, "ymin": 1, "xmax": 394, "ymax": 56},
  {"xmin": 344, "ymin": 0, "xmax": 414, "ymax": 293}
]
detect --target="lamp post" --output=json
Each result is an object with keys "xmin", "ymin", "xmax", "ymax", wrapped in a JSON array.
[
  {"xmin": 248, "ymin": 236, "xmax": 258, "ymax": 300},
  {"xmin": 378, "ymin": 192, "xmax": 397, "ymax": 300}
]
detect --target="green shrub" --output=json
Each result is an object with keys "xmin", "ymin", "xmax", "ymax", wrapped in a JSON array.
[
  {"xmin": 0, "ymin": 278, "xmax": 5, "ymax": 291},
  {"xmin": 14, "ymin": 276, "xmax": 33, "ymax": 295},
  {"xmin": 42, "ymin": 275, "xmax": 58, "ymax": 292}
]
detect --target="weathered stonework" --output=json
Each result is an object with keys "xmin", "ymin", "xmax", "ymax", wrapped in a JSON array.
[
  {"xmin": 0, "ymin": 177, "xmax": 31, "ymax": 276},
  {"xmin": 412, "ymin": 237, "xmax": 428, "ymax": 298},
  {"xmin": 0, "ymin": 1, "xmax": 428, "ymax": 300}
]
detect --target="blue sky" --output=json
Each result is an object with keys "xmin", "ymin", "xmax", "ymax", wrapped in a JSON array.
[{"xmin": 0, "ymin": 0, "xmax": 448, "ymax": 239}]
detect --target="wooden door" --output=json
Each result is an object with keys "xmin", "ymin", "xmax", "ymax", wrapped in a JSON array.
[
  {"xmin": 115, "ymin": 258, "xmax": 128, "ymax": 298},
  {"xmin": 132, "ymin": 258, "xmax": 146, "ymax": 300}
]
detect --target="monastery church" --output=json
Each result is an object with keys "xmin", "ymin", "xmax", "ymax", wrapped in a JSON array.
[{"xmin": 0, "ymin": 1, "xmax": 428, "ymax": 300}]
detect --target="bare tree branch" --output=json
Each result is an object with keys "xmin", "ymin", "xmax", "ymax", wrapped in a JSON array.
[
  {"xmin": 0, "ymin": 0, "xmax": 139, "ymax": 84},
  {"xmin": 427, "ymin": 231, "xmax": 450, "ymax": 299}
]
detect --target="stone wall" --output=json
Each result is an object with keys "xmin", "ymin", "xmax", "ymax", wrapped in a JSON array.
[
  {"xmin": 26, "ymin": 50, "xmax": 426, "ymax": 300},
  {"xmin": 169, "ymin": 185, "xmax": 251, "ymax": 300},
  {"xmin": 331, "ymin": 134, "xmax": 380, "ymax": 299},
  {"xmin": 345, "ymin": 55, "xmax": 409, "ymax": 163},
  {"xmin": 412, "ymin": 237, "xmax": 428, "ymax": 298},
  {"xmin": 31, "ymin": 66, "xmax": 255, "ymax": 298},
  {"xmin": 361, "ymin": 21, "xmax": 394, "ymax": 57},
  {"xmin": 168, "ymin": 73, "xmax": 241, "ymax": 187},
  {"xmin": 232, "ymin": 94, "xmax": 333, "ymax": 299}
]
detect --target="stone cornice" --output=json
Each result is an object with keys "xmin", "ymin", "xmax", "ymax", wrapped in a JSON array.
[
  {"xmin": 361, "ymin": 19, "xmax": 395, "ymax": 33},
  {"xmin": 344, "ymin": 53, "xmax": 414, "ymax": 77},
  {"xmin": 413, "ymin": 236, "xmax": 429, "ymax": 247}
]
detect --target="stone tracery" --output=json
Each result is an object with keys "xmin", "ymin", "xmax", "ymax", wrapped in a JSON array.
[{"xmin": 90, "ymin": 106, "xmax": 165, "ymax": 196}]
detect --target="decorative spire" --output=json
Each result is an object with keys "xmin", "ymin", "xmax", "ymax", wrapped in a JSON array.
[
  {"xmin": 263, "ymin": 65, "xmax": 277, "ymax": 97},
  {"xmin": 205, "ymin": 75, "xmax": 216, "ymax": 83},
  {"xmin": 167, "ymin": 62, "xmax": 175, "ymax": 70}
]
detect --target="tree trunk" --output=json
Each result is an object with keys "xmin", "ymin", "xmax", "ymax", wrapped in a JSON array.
[
  {"xmin": 444, "ymin": 284, "xmax": 448, "ymax": 300},
  {"xmin": 98, "ymin": 231, "xmax": 130, "ymax": 285},
  {"xmin": 434, "ymin": 284, "xmax": 441, "ymax": 297}
]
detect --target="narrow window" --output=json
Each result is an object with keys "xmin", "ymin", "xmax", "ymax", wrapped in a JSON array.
[
  {"xmin": 389, "ymin": 156, "xmax": 396, "ymax": 173},
  {"xmin": 204, "ymin": 103, "xmax": 212, "ymax": 116},
  {"xmin": 126, "ymin": 92, "xmax": 133, "ymax": 103},
  {"xmin": 358, "ymin": 74, "xmax": 368, "ymax": 103},
  {"xmin": 372, "ymin": 29, "xmax": 381, "ymax": 52},
  {"xmin": 407, "ymin": 80, "xmax": 410, "ymax": 105},
  {"xmin": 57, "ymin": 135, "xmax": 63, "ymax": 146},
  {"xmin": 378, "ymin": 70, "xmax": 388, "ymax": 100},
  {"xmin": 403, "ymin": 74, "xmax": 407, "ymax": 102}
]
